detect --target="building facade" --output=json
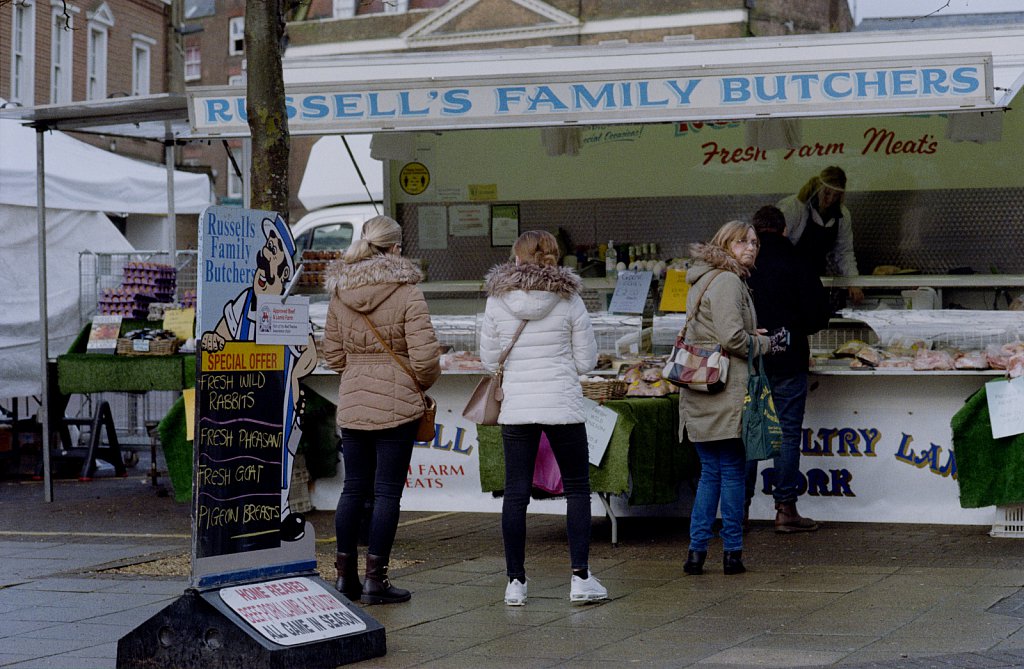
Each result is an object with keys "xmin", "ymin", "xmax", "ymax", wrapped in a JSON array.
[{"xmin": 1, "ymin": 0, "xmax": 170, "ymax": 164}]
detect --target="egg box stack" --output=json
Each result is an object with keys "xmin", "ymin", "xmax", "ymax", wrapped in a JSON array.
[
  {"xmin": 97, "ymin": 262, "xmax": 177, "ymax": 319},
  {"xmin": 298, "ymin": 250, "xmax": 342, "ymax": 288}
]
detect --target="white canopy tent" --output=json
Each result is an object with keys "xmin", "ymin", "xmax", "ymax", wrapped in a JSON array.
[
  {"xmin": 298, "ymin": 134, "xmax": 382, "ymax": 210},
  {"xmin": 0, "ymin": 105, "xmax": 212, "ymax": 499},
  {"xmin": 0, "ymin": 113, "xmax": 213, "ymax": 399}
]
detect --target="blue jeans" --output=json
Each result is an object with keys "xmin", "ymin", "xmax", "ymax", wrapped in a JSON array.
[
  {"xmin": 501, "ymin": 423, "xmax": 592, "ymax": 580},
  {"xmin": 690, "ymin": 438, "xmax": 745, "ymax": 552},
  {"xmin": 334, "ymin": 420, "xmax": 418, "ymax": 560},
  {"xmin": 745, "ymin": 372, "xmax": 809, "ymax": 506}
]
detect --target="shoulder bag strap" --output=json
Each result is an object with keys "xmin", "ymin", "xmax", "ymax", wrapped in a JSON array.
[
  {"xmin": 361, "ymin": 313, "xmax": 426, "ymax": 402},
  {"xmin": 680, "ymin": 270, "xmax": 724, "ymax": 340},
  {"xmin": 494, "ymin": 320, "xmax": 528, "ymax": 386}
]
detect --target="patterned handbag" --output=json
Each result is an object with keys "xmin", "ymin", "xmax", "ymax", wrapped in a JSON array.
[{"xmin": 662, "ymin": 271, "xmax": 729, "ymax": 393}]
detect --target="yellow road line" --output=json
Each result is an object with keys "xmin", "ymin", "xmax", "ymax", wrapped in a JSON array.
[
  {"xmin": 1, "ymin": 511, "xmax": 459, "ymax": 544},
  {"xmin": 0, "ymin": 531, "xmax": 190, "ymax": 539}
]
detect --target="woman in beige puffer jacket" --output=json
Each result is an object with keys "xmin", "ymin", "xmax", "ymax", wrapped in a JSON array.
[{"xmin": 322, "ymin": 215, "xmax": 440, "ymax": 606}]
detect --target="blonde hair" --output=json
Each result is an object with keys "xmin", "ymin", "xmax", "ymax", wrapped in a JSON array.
[
  {"xmin": 343, "ymin": 215, "xmax": 403, "ymax": 262},
  {"xmin": 511, "ymin": 230, "xmax": 559, "ymax": 267},
  {"xmin": 709, "ymin": 220, "xmax": 755, "ymax": 253}
]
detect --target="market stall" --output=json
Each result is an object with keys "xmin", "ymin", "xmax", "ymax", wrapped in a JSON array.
[{"xmin": 6, "ymin": 25, "xmax": 1024, "ymax": 522}]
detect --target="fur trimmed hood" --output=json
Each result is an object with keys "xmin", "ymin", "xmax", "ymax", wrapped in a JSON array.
[
  {"xmin": 484, "ymin": 262, "xmax": 582, "ymax": 298},
  {"xmin": 687, "ymin": 242, "xmax": 750, "ymax": 281},
  {"xmin": 326, "ymin": 254, "xmax": 423, "ymax": 293},
  {"xmin": 325, "ymin": 254, "xmax": 424, "ymax": 314},
  {"xmin": 484, "ymin": 262, "xmax": 583, "ymax": 323}
]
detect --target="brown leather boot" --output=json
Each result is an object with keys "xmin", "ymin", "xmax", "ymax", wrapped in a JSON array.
[
  {"xmin": 334, "ymin": 552, "xmax": 362, "ymax": 600},
  {"xmin": 361, "ymin": 553, "xmax": 411, "ymax": 604},
  {"xmin": 775, "ymin": 502, "xmax": 818, "ymax": 533}
]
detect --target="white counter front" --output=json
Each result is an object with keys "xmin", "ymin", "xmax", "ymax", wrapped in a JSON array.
[
  {"xmin": 302, "ymin": 371, "xmax": 608, "ymax": 516},
  {"xmin": 747, "ymin": 372, "xmax": 995, "ymax": 525}
]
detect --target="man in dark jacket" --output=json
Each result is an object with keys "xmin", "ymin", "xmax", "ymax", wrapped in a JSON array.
[{"xmin": 746, "ymin": 205, "xmax": 832, "ymax": 532}]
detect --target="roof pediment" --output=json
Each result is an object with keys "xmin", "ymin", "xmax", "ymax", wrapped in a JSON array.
[{"xmin": 403, "ymin": 0, "xmax": 579, "ymax": 47}]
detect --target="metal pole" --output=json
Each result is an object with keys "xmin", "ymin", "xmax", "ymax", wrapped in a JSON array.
[
  {"xmin": 36, "ymin": 129, "xmax": 53, "ymax": 502},
  {"xmin": 165, "ymin": 128, "xmax": 177, "ymax": 259}
]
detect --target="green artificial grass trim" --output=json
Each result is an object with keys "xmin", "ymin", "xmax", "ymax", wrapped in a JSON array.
[
  {"xmin": 477, "ymin": 395, "xmax": 695, "ymax": 505},
  {"xmin": 58, "ymin": 319, "xmax": 195, "ymax": 394},
  {"xmin": 297, "ymin": 389, "xmax": 340, "ymax": 480},
  {"xmin": 951, "ymin": 385, "xmax": 1024, "ymax": 508},
  {"xmin": 158, "ymin": 395, "xmax": 193, "ymax": 503}
]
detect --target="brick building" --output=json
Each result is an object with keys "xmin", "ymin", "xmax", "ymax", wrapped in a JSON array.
[{"xmin": 0, "ymin": 0, "xmax": 171, "ymax": 164}]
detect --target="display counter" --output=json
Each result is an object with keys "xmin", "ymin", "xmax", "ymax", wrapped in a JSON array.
[{"xmin": 301, "ymin": 371, "xmax": 695, "ymax": 539}]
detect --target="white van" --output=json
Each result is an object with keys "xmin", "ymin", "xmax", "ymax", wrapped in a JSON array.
[
  {"xmin": 291, "ymin": 134, "xmax": 383, "ymax": 264},
  {"xmin": 290, "ymin": 203, "xmax": 380, "ymax": 264}
]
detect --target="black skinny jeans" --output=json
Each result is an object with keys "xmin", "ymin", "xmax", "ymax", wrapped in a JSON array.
[
  {"xmin": 334, "ymin": 419, "xmax": 417, "ymax": 560},
  {"xmin": 501, "ymin": 423, "xmax": 592, "ymax": 581}
]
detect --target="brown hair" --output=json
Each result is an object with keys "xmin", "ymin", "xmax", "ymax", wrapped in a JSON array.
[
  {"xmin": 752, "ymin": 205, "xmax": 786, "ymax": 234},
  {"xmin": 797, "ymin": 165, "xmax": 847, "ymax": 203},
  {"xmin": 512, "ymin": 230, "xmax": 559, "ymax": 267}
]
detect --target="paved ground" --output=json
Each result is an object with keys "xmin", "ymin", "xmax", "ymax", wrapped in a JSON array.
[{"xmin": 3, "ymin": 452, "xmax": 1024, "ymax": 668}]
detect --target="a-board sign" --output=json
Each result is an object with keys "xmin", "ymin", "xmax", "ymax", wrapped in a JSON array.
[
  {"xmin": 608, "ymin": 270, "xmax": 653, "ymax": 314},
  {"xmin": 194, "ymin": 206, "xmax": 319, "ymax": 588},
  {"xmin": 197, "ymin": 342, "xmax": 286, "ymax": 556},
  {"xmin": 220, "ymin": 577, "xmax": 367, "ymax": 646}
]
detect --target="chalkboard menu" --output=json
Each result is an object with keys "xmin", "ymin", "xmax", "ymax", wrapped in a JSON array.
[{"xmin": 196, "ymin": 341, "xmax": 287, "ymax": 557}]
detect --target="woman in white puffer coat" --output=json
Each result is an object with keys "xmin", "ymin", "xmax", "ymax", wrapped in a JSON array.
[{"xmin": 479, "ymin": 230, "xmax": 605, "ymax": 607}]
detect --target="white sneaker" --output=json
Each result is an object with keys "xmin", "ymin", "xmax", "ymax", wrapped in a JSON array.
[
  {"xmin": 570, "ymin": 572, "xmax": 608, "ymax": 604},
  {"xmin": 504, "ymin": 578, "xmax": 527, "ymax": 606}
]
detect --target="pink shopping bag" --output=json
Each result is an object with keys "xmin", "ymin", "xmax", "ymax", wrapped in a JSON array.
[{"xmin": 532, "ymin": 432, "xmax": 563, "ymax": 495}]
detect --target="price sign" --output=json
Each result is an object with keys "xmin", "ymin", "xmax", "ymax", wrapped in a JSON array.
[
  {"xmin": 608, "ymin": 270, "xmax": 653, "ymax": 314},
  {"xmin": 659, "ymin": 269, "xmax": 690, "ymax": 312},
  {"xmin": 986, "ymin": 377, "xmax": 1024, "ymax": 439}
]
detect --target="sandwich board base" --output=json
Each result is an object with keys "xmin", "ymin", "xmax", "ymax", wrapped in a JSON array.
[{"xmin": 116, "ymin": 576, "xmax": 385, "ymax": 669}]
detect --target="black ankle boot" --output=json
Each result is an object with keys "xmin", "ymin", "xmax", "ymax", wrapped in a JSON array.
[
  {"xmin": 723, "ymin": 550, "xmax": 746, "ymax": 575},
  {"xmin": 683, "ymin": 550, "xmax": 707, "ymax": 575},
  {"xmin": 361, "ymin": 553, "xmax": 411, "ymax": 604},
  {"xmin": 334, "ymin": 552, "xmax": 362, "ymax": 600}
]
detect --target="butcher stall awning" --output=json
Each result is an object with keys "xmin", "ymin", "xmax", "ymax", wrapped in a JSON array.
[
  {"xmin": 4, "ymin": 26, "xmax": 1024, "ymax": 142},
  {"xmin": 182, "ymin": 25, "xmax": 1024, "ymax": 137}
]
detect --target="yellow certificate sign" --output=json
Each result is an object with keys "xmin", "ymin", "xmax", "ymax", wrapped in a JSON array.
[
  {"xmin": 659, "ymin": 269, "xmax": 690, "ymax": 312},
  {"xmin": 201, "ymin": 342, "xmax": 287, "ymax": 372},
  {"xmin": 162, "ymin": 308, "xmax": 195, "ymax": 340}
]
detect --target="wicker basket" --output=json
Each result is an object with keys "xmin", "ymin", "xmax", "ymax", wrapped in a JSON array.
[
  {"xmin": 116, "ymin": 337, "xmax": 179, "ymax": 356},
  {"xmin": 581, "ymin": 379, "xmax": 628, "ymax": 402}
]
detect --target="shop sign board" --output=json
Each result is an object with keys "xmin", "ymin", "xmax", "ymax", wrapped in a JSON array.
[
  {"xmin": 194, "ymin": 205, "xmax": 319, "ymax": 589},
  {"xmin": 188, "ymin": 55, "xmax": 992, "ymax": 136}
]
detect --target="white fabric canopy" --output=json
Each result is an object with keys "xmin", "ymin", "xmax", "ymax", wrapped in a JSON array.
[
  {"xmin": 0, "ymin": 116, "xmax": 212, "ymax": 214},
  {"xmin": 0, "ymin": 113, "xmax": 213, "ymax": 399},
  {"xmin": 297, "ymin": 134, "xmax": 382, "ymax": 210},
  {"xmin": 0, "ymin": 205, "xmax": 133, "ymax": 398}
]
